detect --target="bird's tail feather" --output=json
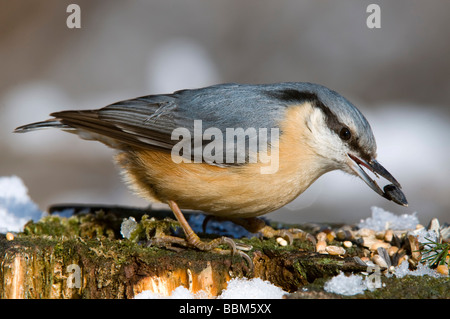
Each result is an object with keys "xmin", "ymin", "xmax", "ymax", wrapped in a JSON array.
[{"xmin": 13, "ymin": 119, "xmax": 71, "ymax": 133}]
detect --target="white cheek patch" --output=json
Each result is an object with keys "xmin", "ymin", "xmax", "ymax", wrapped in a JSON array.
[{"xmin": 306, "ymin": 109, "xmax": 349, "ymax": 161}]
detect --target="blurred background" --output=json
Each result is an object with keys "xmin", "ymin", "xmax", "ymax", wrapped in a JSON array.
[{"xmin": 1, "ymin": 0, "xmax": 449, "ymax": 226}]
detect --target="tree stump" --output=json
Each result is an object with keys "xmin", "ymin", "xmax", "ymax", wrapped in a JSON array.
[{"xmin": 0, "ymin": 206, "xmax": 380, "ymax": 299}]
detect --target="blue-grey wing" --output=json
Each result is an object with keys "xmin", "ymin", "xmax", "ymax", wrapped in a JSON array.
[{"xmin": 47, "ymin": 83, "xmax": 288, "ymax": 165}]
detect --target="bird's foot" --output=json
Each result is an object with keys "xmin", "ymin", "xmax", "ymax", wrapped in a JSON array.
[
  {"xmin": 148, "ymin": 233, "xmax": 253, "ymax": 270},
  {"xmin": 157, "ymin": 200, "xmax": 254, "ymax": 270}
]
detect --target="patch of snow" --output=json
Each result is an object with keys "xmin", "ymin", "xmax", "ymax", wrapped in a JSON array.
[
  {"xmin": 324, "ymin": 272, "xmax": 368, "ymax": 296},
  {"xmin": 413, "ymin": 227, "xmax": 440, "ymax": 245},
  {"xmin": 358, "ymin": 206, "xmax": 419, "ymax": 231},
  {"xmin": 120, "ymin": 216, "xmax": 138, "ymax": 239},
  {"xmin": 134, "ymin": 277, "xmax": 288, "ymax": 299},
  {"xmin": 218, "ymin": 277, "xmax": 287, "ymax": 299},
  {"xmin": 0, "ymin": 175, "xmax": 44, "ymax": 233},
  {"xmin": 392, "ymin": 261, "xmax": 444, "ymax": 279}
]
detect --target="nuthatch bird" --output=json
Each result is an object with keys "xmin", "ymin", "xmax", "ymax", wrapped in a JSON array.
[{"xmin": 15, "ymin": 82, "xmax": 407, "ymax": 252}]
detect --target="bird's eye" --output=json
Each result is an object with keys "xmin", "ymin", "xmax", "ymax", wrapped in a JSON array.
[{"xmin": 339, "ymin": 127, "xmax": 351, "ymax": 141}]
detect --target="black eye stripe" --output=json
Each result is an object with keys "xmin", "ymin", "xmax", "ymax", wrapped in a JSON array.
[
  {"xmin": 266, "ymin": 88, "xmax": 373, "ymax": 161},
  {"xmin": 267, "ymin": 89, "xmax": 349, "ymax": 137}
]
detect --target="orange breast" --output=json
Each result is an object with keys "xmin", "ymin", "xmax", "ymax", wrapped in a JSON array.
[{"xmin": 116, "ymin": 102, "xmax": 330, "ymax": 218}]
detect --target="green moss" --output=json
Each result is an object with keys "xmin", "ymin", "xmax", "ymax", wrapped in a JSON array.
[
  {"xmin": 363, "ymin": 275, "xmax": 450, "ymax": 299},
  {"xmin": 23, "ymin": 212, "xmax": 121, "ymax": 240},
  {"xmin": 236, "ymin": 235, "xmax": 314, "ymax": 254},
  {"xmin": 293, "ymin": 260, "xmax": 308, "ymax": 280},
  {"xmin": 128, "ymin": 214, "xmax": 180, "ymax": 242},
  {"xmin": 294, "ymin": 256, "xmax": 345, "ymax": 283}
]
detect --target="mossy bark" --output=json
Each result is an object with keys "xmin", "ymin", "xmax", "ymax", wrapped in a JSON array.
[
  {"xmin": 1, "ymin": 234, "xmax": 366, "ymax": 298},
  {"xmin": 0, "ymin": 208, "xmax": 363, "ymax": 298},
  {"xmin": 1, "ymin": 207, "xmax": 448, "ymax": 299}
]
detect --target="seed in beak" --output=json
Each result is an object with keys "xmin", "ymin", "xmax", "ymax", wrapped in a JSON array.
[{"xmin": 383, "ymin": 184, "xmax": 408, "ymax": 206}]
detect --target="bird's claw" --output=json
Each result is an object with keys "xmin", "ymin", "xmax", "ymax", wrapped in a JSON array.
[
  {"xmin": 216, "ymin": 237, "xmax": 254, "ymax": 271},
  {"xmin": 147, "ymin": 234, "xmax": 254, "ymax": 271}
]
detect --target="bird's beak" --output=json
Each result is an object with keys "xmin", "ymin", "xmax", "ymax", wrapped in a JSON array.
[{"xmin": 347, "ymin": 153, "xmax": 408, "ymax": 206}]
